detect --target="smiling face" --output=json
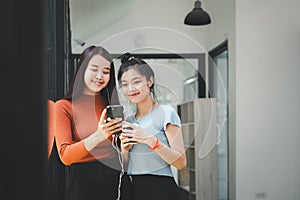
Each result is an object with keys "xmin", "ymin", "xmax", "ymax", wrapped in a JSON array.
[
  {"xmin": 120, "ymin": 68, "xmax": 153, "ymax": 104},
  {"xmin": 83, "ymin": 54, "xmax": 111, "ymax": 95}
]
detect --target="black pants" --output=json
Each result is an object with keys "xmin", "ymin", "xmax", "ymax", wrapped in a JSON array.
[
  {"xmin": 66, "ymin": 160, "xmax": 132, "ymax": 200},
  {"xmin": 131, "ymin": 174, "xmax": 180, "ymax": 200}
]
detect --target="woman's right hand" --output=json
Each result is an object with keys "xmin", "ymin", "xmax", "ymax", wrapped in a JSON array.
[
  {"xmin": 84, "ymin": 108, "xmax": 123, "ymax": 152},
  {"xmin": 98, "ymin": 108, "xmax": 123, "ymax": 137},
  {"xmin": 119, "ymin": 133, "xmax": 135, "ymax": 152}
]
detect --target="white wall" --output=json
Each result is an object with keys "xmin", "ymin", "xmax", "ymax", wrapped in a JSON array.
[
  {"xmin": 235, "ymin": 0, "xmax": 300, "ymax": 199},
  {"xmin": 204, "ymin": 0, "xmax": 300, "ymax": 198}
]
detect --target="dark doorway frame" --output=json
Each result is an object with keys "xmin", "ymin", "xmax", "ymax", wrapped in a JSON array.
[{"xmin": 70, "ymin": 53, "xmax": 207, "ymax": 98}]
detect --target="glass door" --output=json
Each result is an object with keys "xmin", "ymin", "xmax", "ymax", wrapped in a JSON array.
[{"xmin": 209, "ymin": 41, "xmax": 229, "ymax": 200}]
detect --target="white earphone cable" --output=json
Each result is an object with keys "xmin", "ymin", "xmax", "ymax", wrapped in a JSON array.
[{"xmin": 111, "ymin": 134, "xmax": 124, "ymax": 200}]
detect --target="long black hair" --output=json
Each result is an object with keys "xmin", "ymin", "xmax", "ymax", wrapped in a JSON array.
[{"xmin": 64, "ymin": 45, "xmax": 119, "ymax": 105}]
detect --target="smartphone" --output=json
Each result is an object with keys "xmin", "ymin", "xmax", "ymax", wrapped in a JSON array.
[
  {"xmin": 106, "ymin": 105, "xmax": 124, "ymax": 135},
  {"xmin": 106, "ymin": 105, "xmax": 124, "ymax": 121}
]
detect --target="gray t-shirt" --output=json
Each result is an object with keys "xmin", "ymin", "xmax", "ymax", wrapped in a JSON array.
[{"xmin": 126, "ymin": 104, "xmax": 181, "ymax": 177}]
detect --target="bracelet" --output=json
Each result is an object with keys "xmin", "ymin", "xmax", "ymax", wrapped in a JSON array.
[{"xmin": 149, "ymin": 137, "xmax": 160, "ymax": 150}]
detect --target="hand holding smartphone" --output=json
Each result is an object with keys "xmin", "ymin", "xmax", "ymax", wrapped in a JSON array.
[
  {"xmin": 106, "ymin": 105, "xmax": 124, "ymax": 135},
  {"xmin": 122, "ymin": 125, "xmax": 137, "ymax": 145}
]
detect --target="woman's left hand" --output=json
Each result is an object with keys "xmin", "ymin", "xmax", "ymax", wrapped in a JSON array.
[{"xmin": 121, "ymin": 121, "xmax": 156, "ymax": 147}]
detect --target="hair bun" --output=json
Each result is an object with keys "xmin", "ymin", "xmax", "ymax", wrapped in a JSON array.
[{"xmin": 120, "ymin": 52, "xmax": 135, "ymax": 64}]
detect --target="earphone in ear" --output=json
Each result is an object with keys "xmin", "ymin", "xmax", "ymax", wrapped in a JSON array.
[{"xmin": 147, "ymin": 76, "xmax": 154, "ymax": 88}]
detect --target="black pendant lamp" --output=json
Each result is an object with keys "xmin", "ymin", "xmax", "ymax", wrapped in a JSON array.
[{"xmin": 184, "ymin": 0, "xmax": 211, "ymax": 26}]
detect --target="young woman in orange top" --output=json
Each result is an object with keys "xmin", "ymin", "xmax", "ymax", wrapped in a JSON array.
[{"xmin": 55, "ymin": 46, "xmax": 131, "ymax": 200}]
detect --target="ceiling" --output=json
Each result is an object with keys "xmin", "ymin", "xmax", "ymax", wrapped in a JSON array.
[{"xmin": 69, "ymin": 0, "xmax": 140, "ymax": 42}]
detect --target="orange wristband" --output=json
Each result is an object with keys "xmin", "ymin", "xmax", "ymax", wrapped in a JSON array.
[{"xmin": 149, "ymin": 137, "xmax": 160, "ymax": 150}]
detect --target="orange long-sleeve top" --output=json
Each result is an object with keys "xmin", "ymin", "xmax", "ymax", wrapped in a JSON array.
[
  {"xmin": 55, "ymin": 94, "xmax": 117, "ymax": 166},
  {"xmin": 47, "ymin": 99, "xmax": 55, "ymax": 159}
]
